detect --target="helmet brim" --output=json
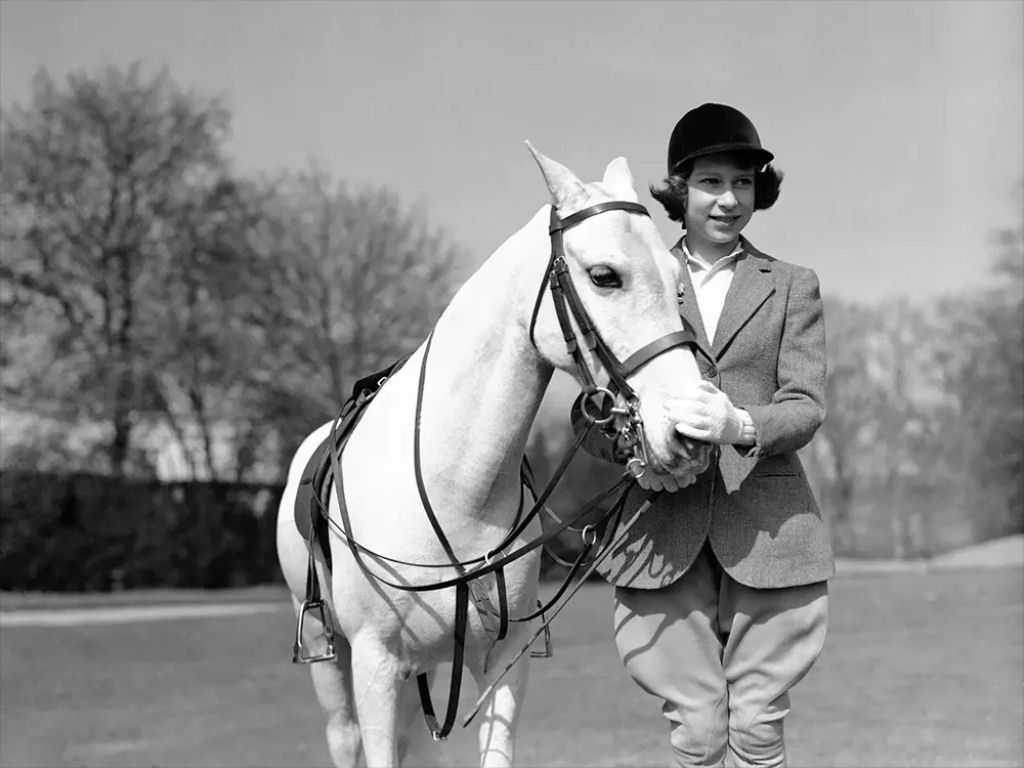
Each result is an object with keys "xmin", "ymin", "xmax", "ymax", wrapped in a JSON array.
[{"xmin": 671, "ymin": 144, "xmax": 774, "ymax": 173}]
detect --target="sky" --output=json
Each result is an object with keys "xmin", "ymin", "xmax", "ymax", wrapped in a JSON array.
[{"xmin": 1, "ymin": 0, "xmax": 1022, "ymax": 303}]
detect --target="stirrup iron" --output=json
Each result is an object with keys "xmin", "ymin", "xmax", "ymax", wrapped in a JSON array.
[
  {"xmin": 530, "ymin": 600, "xmax": 553, "ymax": 659},
  {"xmin": 292, "ymin": 599, "xmax": 338, "ymax": 664}
]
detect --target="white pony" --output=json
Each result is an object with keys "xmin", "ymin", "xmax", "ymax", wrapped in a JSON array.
[{"xmin": 276, "ymin": 144, "xmax": 710, "ymax": 767}]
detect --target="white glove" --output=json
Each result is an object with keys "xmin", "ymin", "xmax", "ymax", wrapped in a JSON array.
[
  {"xmin": 636, "ymin": 468, "xmax": 697, "ymax": 493},
  {"xmin": 666, "ymin": 380, "xmax": 747, "ymax": 445}
]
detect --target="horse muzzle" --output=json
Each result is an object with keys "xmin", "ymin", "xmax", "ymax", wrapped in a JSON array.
[{"xmin": 636, "ymin": 409, "xmax": 714, "ymax": 479}]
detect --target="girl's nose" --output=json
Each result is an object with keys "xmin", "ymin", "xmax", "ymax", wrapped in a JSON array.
[{"xmin": 718, "ymin": 189, "xmax": 738, "ymax": 208}]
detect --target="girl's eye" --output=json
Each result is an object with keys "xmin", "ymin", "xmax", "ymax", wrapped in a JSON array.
[{"xmin": 588, "ymin": 266, "xmax": 622, "ymax": 289}]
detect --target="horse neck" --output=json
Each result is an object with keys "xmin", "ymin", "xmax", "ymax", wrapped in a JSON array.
[{"xmin": 415, "ymin": 207, "xmax": 553, "ymax": 520}]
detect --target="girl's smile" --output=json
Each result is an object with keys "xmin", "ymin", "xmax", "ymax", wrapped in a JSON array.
[{"xmin": 684, "ymin": 155, "xmax": 756, "ymax": 259}]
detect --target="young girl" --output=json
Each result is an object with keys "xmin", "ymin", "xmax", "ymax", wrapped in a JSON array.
[{"xmin": 593, "ymin": 103, "xmax": 831, "ymax": 767}]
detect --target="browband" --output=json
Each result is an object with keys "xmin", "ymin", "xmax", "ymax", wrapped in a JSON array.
[{"xmin": 549, "ymin": 201, "xmax": 650, "ymax": 234}]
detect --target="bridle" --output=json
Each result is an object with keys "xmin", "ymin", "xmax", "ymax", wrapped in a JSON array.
[{"xmin": 529, "ymin": 200, "xmax": 699, "ymax": 476}]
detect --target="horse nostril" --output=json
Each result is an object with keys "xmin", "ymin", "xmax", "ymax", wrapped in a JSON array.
[
  {"xmin": 663, "ymin": 432, "xmax": 713, "ymax": 476},
  {"xmin": 671, "ymin": 431, "xmax": 705, "ymax": 456}
]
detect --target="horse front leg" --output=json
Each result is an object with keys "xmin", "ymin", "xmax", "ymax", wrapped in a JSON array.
[
  {"xmin": 395, "ymin": 675, "xmax": 442, "ymax": 768},
  {"xmin": 308, "ymin": 636, "xmax": 363, "ymax": 768},
  {"xmin": 287, "ymin": 590, "xmax": 363, "ymax": 767},
  {"xmin": 471, "ymin": 642, "xmax": 532, "ymax": 768},
  {"xmin": 350, "ymin": 637, "xmax": 405, "ymax": 767}
]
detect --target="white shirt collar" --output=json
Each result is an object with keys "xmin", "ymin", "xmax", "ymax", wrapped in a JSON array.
[{"xmin": 679, "ymin": 238, "xmax": 745, "ymax": 275}]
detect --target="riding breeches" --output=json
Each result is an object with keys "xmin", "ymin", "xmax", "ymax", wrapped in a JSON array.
[{"xmin": 612, "ymin": 542, "xmax": 828, "ymax": 768}]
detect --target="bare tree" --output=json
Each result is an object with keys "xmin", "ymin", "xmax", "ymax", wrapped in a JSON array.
[
  {"xmin": 233, "ymin": 167, "xmax": 468, "ymax": 475},
  {"xmin": 802, "ymin": 297, "xmax": 881, "ymax": 552},
  {"xmin": 868, "ymin": 297, "xmax": 951, "ymax": 558},
  {"xmin": 808, "ymin": 295, "xmax": 967, "ymax": 557},
  {"xmin": 1, "ymin": 63, "xmax": 237, "ymax": 477},
  {"xmin": 1, "ymin": 63, "xmax": 469, "ymax": 483},
  {"xmin": 937, "ymin": 187, "xmax": 1024, "ymax": 541},
  {"xmin": 808, "ymin": 187, "xmax": 1023, "ymax": 557}
]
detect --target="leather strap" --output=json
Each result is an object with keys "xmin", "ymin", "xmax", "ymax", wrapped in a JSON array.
[
  {"xmin": 413, "ymin": 333, "xmax": 464, "ymax": 570},
  {"xmin": 532, "ymin": 201, "xmax": 699, "ymax": 403},
  {"xmin": 550, "ymin": 200, "xmax": 649, "ymax": 233},
  {"xmin": 529, "ymin": 201, "xmax": 649, "ymax": 348},
  {"xmin": 461, "ymin": 486, "xmax": 659, "ymax": 729},
  {"xmin": 322, "ymin": 426, "xmax": 613, "ymax": 593},
  {"xmin": 417, "ymin": 581, "xmax": 469, "ymax": 740},
  {"xmin": 619, "ymin": 326, "xmax": 699, "ymax": 378},
  {"xmin": 527, "ymin": 262, "xmax": 553, "ymax": 349}
]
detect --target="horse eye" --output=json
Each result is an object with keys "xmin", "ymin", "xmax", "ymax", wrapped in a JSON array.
[{"xmin": 588, "ymin": 266, "xmax": 622, "ymax": 289}]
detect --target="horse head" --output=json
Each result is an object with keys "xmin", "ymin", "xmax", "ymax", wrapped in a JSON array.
[{"xmin": 525, "ymin": 142, "xmax": 712, "ymax": 479}]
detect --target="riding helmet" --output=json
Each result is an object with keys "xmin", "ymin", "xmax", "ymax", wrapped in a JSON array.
[{"xmin": 667, "ymin": 103, "xmax": 774, "ymax": 174}]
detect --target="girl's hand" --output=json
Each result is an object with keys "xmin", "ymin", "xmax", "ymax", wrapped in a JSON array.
[
  {"xmin": 667, "ymin": 380, "xmax": 746, "ymax": 445},
  {"xmin": 636, "ymin": 468, "xmax": 697, "ymax": 493}
]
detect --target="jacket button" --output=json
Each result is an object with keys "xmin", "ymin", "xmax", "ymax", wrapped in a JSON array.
[{"xmin": 705, "ymin": 365, "xmax": 718, "ymax": 378}]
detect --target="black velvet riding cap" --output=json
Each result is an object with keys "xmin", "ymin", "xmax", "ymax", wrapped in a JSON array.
[{"xmin": 667, "ymin": 103, "xmax": 774, "ymax": 174}]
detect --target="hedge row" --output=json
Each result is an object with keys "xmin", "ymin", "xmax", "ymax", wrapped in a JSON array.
[
  {"xmin": 0, "ymin": 470, "xmax": 589, "ymax": 593},
  {"xmin": 0, "ymin": 471, "xmax": 284, "ymax": 592}
]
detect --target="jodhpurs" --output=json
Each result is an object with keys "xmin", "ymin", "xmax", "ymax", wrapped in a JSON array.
[{"xmin": 613, "ymin": 543, "xmax": 828, "ymax": 768}]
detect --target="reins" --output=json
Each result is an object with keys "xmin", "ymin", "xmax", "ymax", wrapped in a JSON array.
[
  {"xmin": 303, "ymin": 198, "xmax": 698, "ymax": 741},
  {"xmin": 461, "ymin": 487, "xmax": 659, "ymax": 729}
]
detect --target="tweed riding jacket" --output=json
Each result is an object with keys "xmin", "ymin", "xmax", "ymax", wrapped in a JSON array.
[{"xmin": 582, "ymin": 237, "xmax": 834, "ymax": 590}]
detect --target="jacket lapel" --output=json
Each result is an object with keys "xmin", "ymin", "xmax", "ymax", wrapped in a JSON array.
[
  {"xmin": 670, "ymin": 242, "xmax": 713, "ymax": 357},
  {"xmin": 712, "ymin": 238, "xmax": 774, "ymax": 357}
]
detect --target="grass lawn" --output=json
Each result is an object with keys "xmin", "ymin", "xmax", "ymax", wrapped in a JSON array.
[{"xmin": 1, "ymin": 567, "xmax": 1021, "ymax": 768}]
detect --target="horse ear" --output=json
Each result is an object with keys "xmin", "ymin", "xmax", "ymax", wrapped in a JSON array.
[
  {"xmin": 524, "ymin": 140, "xmax": 587, "ymax": 208},
  {"xmin": 602, "ymin": 157, "xmax": 638, "ymax": 202}
]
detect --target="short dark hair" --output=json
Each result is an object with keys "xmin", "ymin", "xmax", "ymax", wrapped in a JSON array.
[{"xmin": 650, "ymin": 154, "xmax": 784, "ymax": 225}]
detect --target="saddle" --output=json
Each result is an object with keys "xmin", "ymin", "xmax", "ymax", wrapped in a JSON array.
[{"xmin": 293, "ymin": 356, "xmax": 409, "ymax": 572}]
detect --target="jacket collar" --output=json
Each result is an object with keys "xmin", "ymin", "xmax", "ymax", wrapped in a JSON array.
[{"xmin": 671, "ymin": 235, "xmax": 775, "ymax": 359}]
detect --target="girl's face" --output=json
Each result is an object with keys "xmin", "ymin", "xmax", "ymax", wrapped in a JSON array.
[{"xmin": 685, "ymin": 155, "xmax": 756, "ymax": 248}]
